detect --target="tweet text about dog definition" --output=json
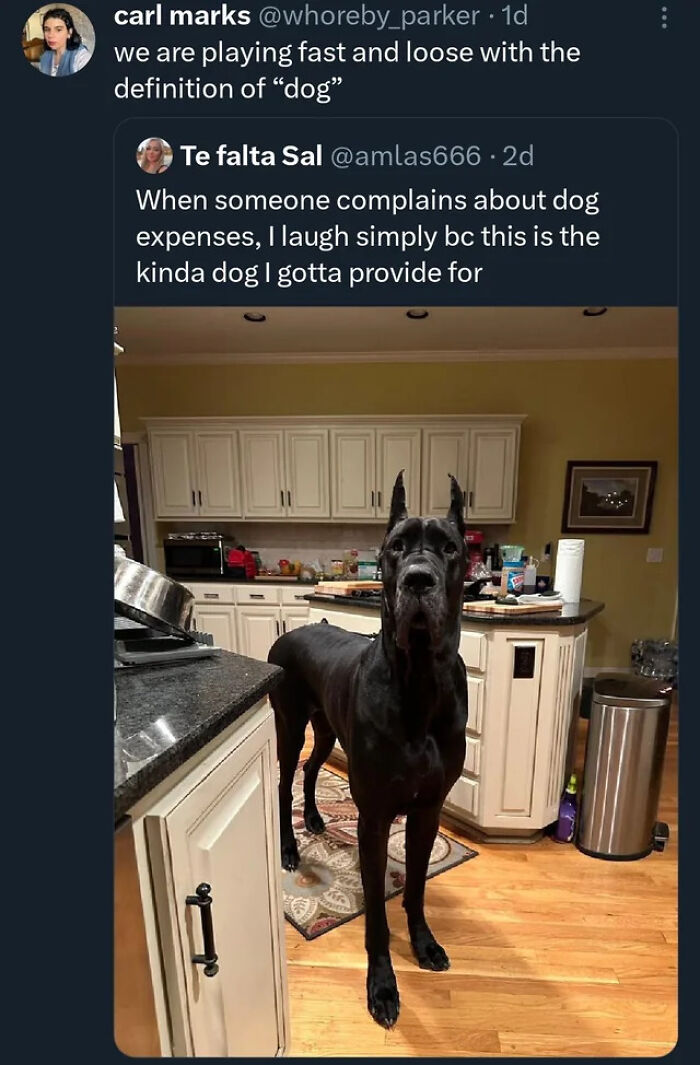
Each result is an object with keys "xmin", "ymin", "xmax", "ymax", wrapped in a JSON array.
[
  {"xmin": 109, "ymin": 1, "xmax": 674, "ymax": 109},
  {"xmin": 115, "ymin": 117, "xmax": 676, "ymax": 305}
]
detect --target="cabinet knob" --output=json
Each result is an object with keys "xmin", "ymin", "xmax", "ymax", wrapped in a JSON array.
[{"xmin": 185, "ymin": 883, "xmax": 219, "ymax": 977}]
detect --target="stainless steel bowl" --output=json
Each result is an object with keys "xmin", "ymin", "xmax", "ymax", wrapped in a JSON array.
[{"xmin": 114, "ymin": 552, "xmax": 195, "ymax": 637}]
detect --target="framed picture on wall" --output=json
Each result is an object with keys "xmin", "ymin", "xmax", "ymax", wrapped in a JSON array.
[{"xmin": 562, "ymin": 461, "xmax": 657, "ymax": 534}]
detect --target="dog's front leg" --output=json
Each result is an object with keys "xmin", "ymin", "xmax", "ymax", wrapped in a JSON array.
[
  {"xmin": 357, "ymin": 814, "xmax": 399, "ymax": 1028},
  {"xmin": 403, "ymin": 805, "xmax": 450, "ymax": 971}
]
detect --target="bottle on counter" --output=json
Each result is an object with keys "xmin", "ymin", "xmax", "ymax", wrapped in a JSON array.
[
  {"xmin": 523, "ymin": 556, "xmax": 539, "ymax": 593},
  {"xmin": 552, "ymin": 774, "xmax": 578, "ymax": 843}
]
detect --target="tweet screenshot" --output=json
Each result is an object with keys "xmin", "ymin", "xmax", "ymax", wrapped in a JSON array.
[{"xmin": 16, "ymin": 0, "xmax": 685, "ymax": 1058}]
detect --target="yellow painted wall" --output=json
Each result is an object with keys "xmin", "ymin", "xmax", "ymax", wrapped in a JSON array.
[{"xmin": 117, "ymin": 358, "xmax": 678, "ymax": 668}]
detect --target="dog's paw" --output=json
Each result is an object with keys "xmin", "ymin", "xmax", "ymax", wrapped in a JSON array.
[
  {"xmin": 281, "ymin": 840, "xmax": 300, "ymax": 871},
  {"xmin": 413, "ymin": 935, "xmax": 450, "ymax": 972},
  {"xmin": 367, "ymin": 959, "xmax": 400, "ymax": 1029},
  {"xmin": 304, "ymin": 810, "xmax": 326, "ymax": 834}
]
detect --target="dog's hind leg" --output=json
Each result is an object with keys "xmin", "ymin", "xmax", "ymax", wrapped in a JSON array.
[
  {"xmin": 402, "ymin": 805, "xmax": 450, "ymax": 971},
  {"xmin": 271, "ymin": 690, "xmax": 308, "ymax": 872},
  {"xmin": 302, "ymin": 712, "xmax": 336, "ymax": 834}
]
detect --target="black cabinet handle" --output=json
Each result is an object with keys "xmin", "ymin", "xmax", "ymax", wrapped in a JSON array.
[
  {"xmin": 282, "ymin": 620, "xmax": 287, "ymax": 633},
  {"xmin": 287, "ymin": 490, "xmax": 291, "ymax": 506},
  {"xmin": 378, "ymin": 490, "xmax": 382, "ymax": 508},
  {"xmin": 371, "ymin": 490, "xmax": 375, "ymax": 507},
  {"xmin": 198, "ymin": 490, "xmax": 202, "ymax": 505},
  {"xmin": 276, "ymin": 620, "xmax": 280, "ymax": 636},
  {"xmin": 280, "ymin": 490, "xmax": 284, "ymax": 507},
  {"xmin": 192, "ymin": 490, "xmax": 196, "ymax": 506},
  {"xmin": 186, "ymin": 883, "xmax": 219, "ymax": 977},
  {"xmin": 468, "ymin": 491, "xmax": 474, "ymax": 509}
]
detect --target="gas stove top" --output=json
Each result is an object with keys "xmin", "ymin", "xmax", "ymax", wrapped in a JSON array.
[{"xmin": 114, "ymin": 617, "xmax": 221, "ymax": 667}]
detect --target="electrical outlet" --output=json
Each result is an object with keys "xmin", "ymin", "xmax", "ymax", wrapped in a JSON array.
[{"xmin": 646, "ymin": 548, "xmax": 664, "ymax": 563}]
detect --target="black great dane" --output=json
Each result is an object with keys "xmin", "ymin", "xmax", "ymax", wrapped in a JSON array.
[{"xmin": 268, "ymin": 472, "xmax": 468, "ymax": 1027}]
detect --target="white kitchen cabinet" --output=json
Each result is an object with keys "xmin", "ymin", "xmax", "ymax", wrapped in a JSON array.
[
  {"xmin": 466, "ymin": 426, "xmax": 519, "ymax": 523},
  {"xmin": 422, "ymin": 424, "xmax": 520, "ymax": 523},
  {"xmin": 240, "ymin": 430, "xmax": 286, "ymax": 518},
  {"xmin": 193, "ymin": 606, "xmax": 238, "ymax": 653},
  {"xmin": 196, "ymin": 432, "xmax": 242, "ymax": 517},
  {"xmin": 150, "ymin": 429, "xmax": 241, "ymax": 519},
  {"xmin": 237, "ymin": 606, "xmax": 282, "ymax": 661},
  {"xmin": 146, "ymin": 416, "xmax": 523, "ymax": 525},
  {"xmin": 376, "ymin": 428, "xmax": 422, "ymax": 517},
  {"xmin": 281, "ymin": 605, "xmax": 311, "ymax": 633},
  {"xmin": 285, "ymin": 429, "xmax": 330, "ymax": 518},
  {"xmin": 421, "ymin": 428, "xmax": 470, "ymax": 517},
  {"xmin": 150, "ymin": 431, "xmax": 198, "ymax": 518},
  {"xmin": 237, "ymin": 602, "xmax": 311, "ymax": 660},
  {"xmin": 143, "ymin": 702, "xmax": 289, "ymax": 1056},
  {"xmin": 331, "ymin": 427, "xmax": 421, "ymax": 520},
  {"xmin": 331, "ymin": 429, "xmax": 376, "ymax": 519},
  {"xmin": 241, "ymin": 429, "xmax": 330, "ymax": 519}
]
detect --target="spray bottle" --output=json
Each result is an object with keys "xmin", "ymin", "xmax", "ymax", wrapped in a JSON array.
[{"xmin": 552, "ymin": 773, "xmax": 578, "ymax": 843}]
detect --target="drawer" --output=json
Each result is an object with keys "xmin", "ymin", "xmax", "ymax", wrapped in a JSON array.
[
  {"xmin": 235, "ymin": 585, "xmax": 281, "ymax": 605},
  {"xmin": 280, "ymin": 586, "xmax": 313, "ymax": 606},
  {"xmin": 466, "ymin": 675, "xmax": 485, "ymax": 735},
  {"xmin": 460, "ymin": 630, "xmax": 488, "ymax": 672},
  {"xmin": 445, "ymin": 774, "xmax": 480, "ymax": 817},
  {"xmin": 185, "ymin": 583, "xmax": 235, "ymax": 604},
  {"xmin": 464, "ymin": 736, "xmax": 481, "ymax": 777}
]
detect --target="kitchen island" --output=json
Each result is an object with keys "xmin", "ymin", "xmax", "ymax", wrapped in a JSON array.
[
  {"xmin": 114, "ymin": 647, "xmax": 289, "ymax": 1058},
  {"xmin": 306, "ymin": 595, "xmax": 604, "ymax": 843}
]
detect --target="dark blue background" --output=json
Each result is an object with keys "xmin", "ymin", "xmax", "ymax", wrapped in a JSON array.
[{"xmin": 7, "ymin": 2, "xmax": 693, "ymax": 1061}]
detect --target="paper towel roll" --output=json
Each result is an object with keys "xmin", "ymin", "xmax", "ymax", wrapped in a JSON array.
[{"xmin": 554, "ymin": 539, "xmax": 585, "ymax": 603}]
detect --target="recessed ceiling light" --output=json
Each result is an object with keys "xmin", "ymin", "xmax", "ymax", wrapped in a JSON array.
[
  {"xmin": 582, "ymin": 307, "xmax": 608, "ymax": 317},
  {"xmin": 243, "ymin": 312, "xmax": 266, "ymax": 322},
  {"xmin": 406, "ymin": 308, "xmax": 429, "ymax": 319}
]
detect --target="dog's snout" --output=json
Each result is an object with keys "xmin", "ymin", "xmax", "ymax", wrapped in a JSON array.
[{"xmin": 402, "ymin": 565, "xmax": 436, "ymax": 594}]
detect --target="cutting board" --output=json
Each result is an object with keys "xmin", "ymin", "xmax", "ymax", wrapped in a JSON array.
[
  {"xmin": 463, "ymin": 599, "xmax": 563, "ymax": 615},
  {"xmin": 315, "ymin": 581, "xmax": 383, "ymax": 596}
]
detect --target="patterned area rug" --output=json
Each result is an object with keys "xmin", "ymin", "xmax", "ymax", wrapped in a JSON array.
[{"xmin": 282, "ymin": 764, "xmax": 478, "ymax": 940}]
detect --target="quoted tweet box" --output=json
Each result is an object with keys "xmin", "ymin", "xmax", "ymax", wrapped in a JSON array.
[{"xmin": 114, "ymin": 116, "xmax": 676, "ymax": 305}]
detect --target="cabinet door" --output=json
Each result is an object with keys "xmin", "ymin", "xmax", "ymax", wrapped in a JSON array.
[
  {"xmin": 150, "ymin": 431, "xmax": 198, "ymax": 518},
  {"xmin": 237, "ymin": 606, "xmax": 281, "ymax": 661},
  {"xmin": 331, "ymin": 429, "xmax": 376, "ymax": 519},
  {"xmin": 240, "ymin": 431, "xmax": 286, "ymax": 518},
  {"xmin": 194, "ymin": 606, "xmax": 238, "ymax": 652},
  {"xmin": 467, "ymin": 427, "xmax": 518, "ymax": 522},
  {"xmin": 284, "ymin": 429, "xmax": 330, "ymax": 519},
  {"xmin": 421, "ymin": 429, "xmax": 469, "ymax": 516},
  {"xmin": 195, "ymin": 431, "xmax": 242, "ymax": 517},
  {"xmin": 376, "ymin": 429, "xmax": 421, "ymax": 518},
  {"xmin": 146, "ymin": 711, "xmax": 287, "ymax": 1057},
  {"xmin": 281, "ymin": 605, "xmax": 310, "ymax": 634}
]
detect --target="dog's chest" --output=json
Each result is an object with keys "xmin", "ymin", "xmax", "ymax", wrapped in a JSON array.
[{"xmin": 386, "ymin": 736, "xmax": 444, "ymax": 808}]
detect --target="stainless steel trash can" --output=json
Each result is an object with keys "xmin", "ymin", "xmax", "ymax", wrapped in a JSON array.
[{"xmin": 577, "ymin": 673, "xmax": 672, "ymax": 860}]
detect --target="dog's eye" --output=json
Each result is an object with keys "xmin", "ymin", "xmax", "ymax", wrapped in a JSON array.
[
  {"xmin": 391, "ymin": 539, "xmax": 404, "ymax": 553},
  {"xmin": 443, "ymin": 542, "xmax": 458, "ymax": 554}
]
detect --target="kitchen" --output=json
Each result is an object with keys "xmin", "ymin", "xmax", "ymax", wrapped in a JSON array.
[{"xmin": 114, "ymin": 305, "xmax": 678, "ymax": 1056}]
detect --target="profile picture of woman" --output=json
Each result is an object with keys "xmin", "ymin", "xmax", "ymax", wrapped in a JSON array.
[
  {"xmin": 136, "ymin": 138, "xmax": 173, "ymax": 175},
  {"xmin": 23, "ymin": 6, "xmax": 95, "ymax": 77}
]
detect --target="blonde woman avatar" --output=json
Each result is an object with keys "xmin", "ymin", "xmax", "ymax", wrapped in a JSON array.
[{"xmin": 139, "ymin": 139, "xmax": 170, "ymax": 174}]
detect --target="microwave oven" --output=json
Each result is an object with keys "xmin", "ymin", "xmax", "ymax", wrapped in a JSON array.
[{"xmin": 163, "ymin": 533, "xmax": 229, "ymax": 579}]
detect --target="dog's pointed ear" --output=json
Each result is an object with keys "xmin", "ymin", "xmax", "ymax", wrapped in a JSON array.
[
  {"xmin": 386, "ymin": 469, "xmax": 408, "ymax": 532},
  {"xmin": 446, "ymin": 474, "xmax": 466, "ymax": 537}
]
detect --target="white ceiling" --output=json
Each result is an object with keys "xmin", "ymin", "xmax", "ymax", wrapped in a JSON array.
[{"xmin": 114, "ymin": 306, "xmax": 677, "ymax": 365}]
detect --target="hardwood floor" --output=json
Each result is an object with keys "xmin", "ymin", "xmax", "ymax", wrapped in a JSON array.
[{"xmin": 284, "ymin": 702, "xmax": 678, "ymax": 1057}]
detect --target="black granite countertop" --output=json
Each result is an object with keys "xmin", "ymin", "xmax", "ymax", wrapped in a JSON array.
[
  {"xmin": 306, "ymin": 595, "xmax": 605, "ymax": 626},
  {"xmin": 114, "ymin": 651, "xmax": 283, "ymax": 821}
]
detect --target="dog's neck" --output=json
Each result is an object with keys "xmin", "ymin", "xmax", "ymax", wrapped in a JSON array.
[{"xmin": 381, "ymin": 606, "xmax": 461, "ymax": 737}]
